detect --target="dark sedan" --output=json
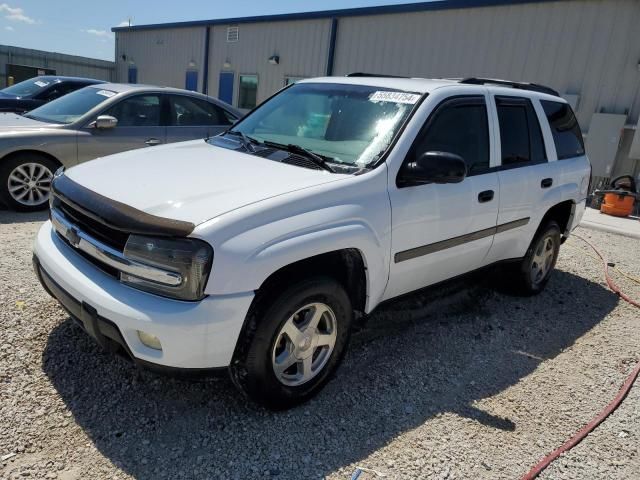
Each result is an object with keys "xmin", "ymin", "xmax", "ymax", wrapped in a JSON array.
[{"xmin": 0, "ymin": 76, "xmax": 105, "ymax": 113}]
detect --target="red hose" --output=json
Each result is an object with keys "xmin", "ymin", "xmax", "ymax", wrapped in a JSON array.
[{"xmin": 521, "ymin": 233, "xmax": 640, "ymax": 480}]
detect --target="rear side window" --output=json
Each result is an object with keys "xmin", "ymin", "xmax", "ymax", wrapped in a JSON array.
[
  {"xmin": 496, "ymin": 96, "xmax": 546, "ymax": 166},
  {"xmin": 541, "ymin": 100, "xmax": 585, "ymax": 159},
  {"xmin": 414, "ymin": 96, "xmax": 490, "ymax": 174},
  {"xmin": 167, "ymin": 95, "xmax": 234, "ymax": 126}
]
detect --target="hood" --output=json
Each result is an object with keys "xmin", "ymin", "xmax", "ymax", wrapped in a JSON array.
[
  {"xmin": 0, "ymin": 91, "xmax": 17, "ymax": 99},
  {"xmin": 64, "ymin": 139, "xmax": 348, "ymax": 225},
  {"xmin": 0, "ymin": 112, "xmax": 58, "ymax": 131}
]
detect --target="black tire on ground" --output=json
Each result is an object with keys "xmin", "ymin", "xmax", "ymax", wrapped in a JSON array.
[
  {"xmin": 0, "ymin": 153, "xmax": 58, "ymax": 212},
  {"xmin": 507, "ymin": 220, "xmax": 561, "ymax": 296},
  {"xmin": 229, "ymin": 276, "xmax": 353, "ymax": 409}
]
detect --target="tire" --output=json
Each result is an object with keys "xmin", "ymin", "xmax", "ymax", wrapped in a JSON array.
[
  {"xmin": 229, "ymin": 276, "xmax": 353, "ymax": 409},
  {"xmin": 0, "ymin": 153, "xmax": 58, "ymax": 211},
  {"xmin": 507, "ymin": 220, "xmax": 561, "ymax": 296}
]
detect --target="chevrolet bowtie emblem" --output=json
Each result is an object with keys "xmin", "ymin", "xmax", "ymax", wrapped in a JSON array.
[{"xmin": 66, "ymin": 227, "xmax": 81, "ymax": 248}]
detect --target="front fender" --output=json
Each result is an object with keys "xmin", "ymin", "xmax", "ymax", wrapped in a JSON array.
[{"xmin": 194, "ymin": 169, "xmax": 392, "ymax": 312}]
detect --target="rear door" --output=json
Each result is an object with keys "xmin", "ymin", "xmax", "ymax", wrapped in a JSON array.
[
  {"xmin": 385, "ymin": 91, "xmax": 500, "ymax": 300},
  {"xmin": 77, "ymin": 93, "xmax": 166, "ymax": 162},
  {"xmin": 484, "ymin": 95, "xmax": 550, "ymax": 263},
  {"xmin": 165, "ymin": 94, "xmax": 237, "ymax": 143}
]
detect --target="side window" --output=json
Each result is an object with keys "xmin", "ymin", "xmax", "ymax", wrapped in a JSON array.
[
  {"xmin": 496, "ymin": 96, "xmax": 546, "ymax": 166},
  {"xmin": 168, "ymin": 95, "xmax": 233, "ymax": 126},
  {"xmin": 541, "ymin": 100, "xmax": 585, "ymax": 160},
  {"xmin": 104, "ymin": 95, "xmax": 161, "ymax": 127},
  {"xmin": 413, "ymin": 96, "xmax": 490, "ymax": 174}
]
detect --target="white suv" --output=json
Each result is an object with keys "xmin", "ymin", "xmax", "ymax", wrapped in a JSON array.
[{"xmin": 33, "ymin": 75, "xmax": 591, "ymax": 408}]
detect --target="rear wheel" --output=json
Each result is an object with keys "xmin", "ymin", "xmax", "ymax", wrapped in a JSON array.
[
  {"xmin": 229, "ymin": 276, "xmax": 352, "ymax": 409},
  {"xmin": 0, "ymin": 154, "xmax": 58, "ymax": 211},
  {"xmin": 507, "ymin": 221, "xmax": 561, "ymax": 295}
]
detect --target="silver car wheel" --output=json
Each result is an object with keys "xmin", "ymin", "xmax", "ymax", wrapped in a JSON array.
[
  {"xmin": 7, "ymin": 162, "xmax": 53, "ymax": 206},
  {"xmin": 530, "ymin": 233, "xmax": 556, "ymax": 285},
  {"xmin": 271, "ymin": 302, "xmax": 338, "ymax": 387}
]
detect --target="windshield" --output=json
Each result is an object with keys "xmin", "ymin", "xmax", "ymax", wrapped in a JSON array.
[
  {"xmin": 226, "ymin": 83, "xmax": 422, "ymax": 166},
  {"xmin": 25, "ymin": 87, "xmax": 117, "ymax": 124},
  {"xmin": 1, "ymin": 77, "xmax": 53, "ymax": 97}
]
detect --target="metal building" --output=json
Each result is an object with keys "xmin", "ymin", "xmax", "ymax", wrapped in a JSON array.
[
  {"xmin": 113, "ymin": 0, "xmax": 640, "ymax": 181},
  {"xmin": 0, "ymin": 45, "xmax": 115, "ymax": 86}
]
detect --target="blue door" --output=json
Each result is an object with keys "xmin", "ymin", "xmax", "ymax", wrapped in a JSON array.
[
  {"xmin": 127, "ymin": 66, "xmax": 137, "ymax": 84},
  {"xmin": 218, "ymin": 72, "xmax": 234, "ymax": 105},
  {"xmin": 185, "ymin": 70, "xmax": 198, "ymax": 91}
]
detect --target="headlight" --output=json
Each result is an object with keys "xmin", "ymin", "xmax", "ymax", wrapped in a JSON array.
[{"xmin": 120, "ymin": 235, "xmax": 213, "ymax": 301}]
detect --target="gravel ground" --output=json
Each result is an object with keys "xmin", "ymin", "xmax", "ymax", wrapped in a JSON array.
[{"xmin": 1, "ymin": 209, "xmax": 639, "ymax": 480}]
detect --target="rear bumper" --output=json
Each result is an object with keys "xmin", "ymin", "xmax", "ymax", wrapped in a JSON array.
[{"xmin": 33, "ymin": 221, "xmax": 254, "ymax": 370}]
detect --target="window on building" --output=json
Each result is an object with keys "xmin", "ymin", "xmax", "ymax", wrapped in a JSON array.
[
  {"xmin": 496, "ymin": 96, "xmax": 547, "ymax": 166},
  {"xmin": 284, "ymin": 77, "xmax": 305, "ymax": 86},
  {"xmin": 414, "ymin": 96, "xmax": 490, "ymax": 174},
  {"xmin": 541, "ymin": 100, "xmax": 585, "ymax": 160},
  {"xmin": 104, "ymin": 94, "xmax": 161, "ymax": 127},
  {"xmin": 238, "ymin": 75, "xmax": 258, "ymax": 109},
  {"xmin": 168, "ymin": 95, "xmax": 234, "ymax": 126}
]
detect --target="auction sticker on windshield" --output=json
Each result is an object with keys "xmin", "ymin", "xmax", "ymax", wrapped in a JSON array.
[
  {"xmin": 369, "ymin": 91, "xmax": 421, "ymax": 104},
  {"xmin": 34, "ymin": 81, "xmax": 50, "ymax": 87},
  {"xmin": 96, "ymin": 90, "xmax": 116, "ymax": 98}
]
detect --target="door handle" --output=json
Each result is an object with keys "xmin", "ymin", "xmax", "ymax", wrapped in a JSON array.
[
  {"xmin": 541, "ymin": 178, "xmax": 553, "ymax": 188},
  {"xmin": 145, "ymin": 138, "xmax": 162, "ymax": 146},
  {"xmin": 478, "ymin": 190, "xmax": 494, "ymax": 203}
]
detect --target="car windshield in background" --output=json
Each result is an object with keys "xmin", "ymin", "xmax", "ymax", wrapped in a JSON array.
[
  {"xmin": 225, "ymin": 83, "xmax": 422, "ymax": 166},
  {"xmin": 1, "ymin": 78, "xmax": 52, "ymax": 97},
  {"xmin": 24, "ymin": 87, "xmax": 117, "ymax": 124}
]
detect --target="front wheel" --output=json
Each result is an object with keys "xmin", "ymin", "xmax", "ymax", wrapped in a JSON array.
[
  {"xmin": 0, "ymin": 154, "xmax": 58, "ymax": 211},
  {"xmin": 508, "ymin": 221, "xmax": 561, "ymax": 295},
  {"xmin": 229, "ymin": 277, "xmax": 353, "ymax": 409}
]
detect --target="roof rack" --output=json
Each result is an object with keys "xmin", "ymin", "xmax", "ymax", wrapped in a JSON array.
[
  {"xmin": 345, "ymin": 72, "xmax": 409, "ymax": 78},
  {"xmin": 459, "ymin": 77, "xmax": 559, "ymax": 97}
]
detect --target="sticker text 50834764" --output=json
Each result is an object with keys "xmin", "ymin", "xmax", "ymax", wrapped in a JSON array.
[{"xmin": 369, "ymin": 91, "xmax": 421, "ymax": 104}]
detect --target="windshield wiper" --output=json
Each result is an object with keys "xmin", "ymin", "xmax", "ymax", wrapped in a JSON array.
[
  {"xmin": 224, "ymin": 130, "xmax": 260, "ymax": 152},
  {"xmin": 262, "ymin": 140, "xmax": 335, "ymax": 173}
]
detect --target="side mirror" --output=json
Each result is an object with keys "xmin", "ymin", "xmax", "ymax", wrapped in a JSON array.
[
  {"xmin": 90, "ymin": 115, "xmax": 118, "ymax": 130},
  {"xmin": 399, "ymin": 151, "xmax": 467, "ymax": 187}
]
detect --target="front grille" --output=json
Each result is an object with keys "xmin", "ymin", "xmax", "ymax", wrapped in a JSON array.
[{"xmin": 52, "ymin": 196, "xmax": 129, "ymax": 251}]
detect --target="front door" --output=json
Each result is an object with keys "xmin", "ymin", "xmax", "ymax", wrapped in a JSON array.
[
  {"xmin": 385, "ymin": 93, "xmax": 499, "ymax": 300},
  {"xmin": 77, "ymin": 93, "xmax": 166, "ymax": 163}
]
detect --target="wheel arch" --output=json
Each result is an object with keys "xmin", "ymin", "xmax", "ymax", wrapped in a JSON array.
[
  {"xmin": 539, "ymin": 199, "xmax": 575, "ymax": 236},
  {"xmin": 253, "ymin": 248, "xmax": 368, "ymax": 318},
  {"xmin": 1, "ymin": 149, "xmax": 63, "ymax": 169}
]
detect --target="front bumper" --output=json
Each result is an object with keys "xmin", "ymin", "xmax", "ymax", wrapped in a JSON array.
[{"xmin": 33, "ymin": 221, "xmax": 254, "ymax": 370}]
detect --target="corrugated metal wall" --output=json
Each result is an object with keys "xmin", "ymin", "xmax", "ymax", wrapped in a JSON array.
[
  {"xmin": 207, "ymin": 19, "xmax": 332, "ymax": 103},
  {"xmin": 0, "ymin": 45, "xmax": 114, "ymax": 87},
  {"xmin": 332, "ymin": 0, "xmax": 640, "ymax": 132},
  {"xmin": 115, "ymin": 27, "xmax": 206, "ymax": 90}
]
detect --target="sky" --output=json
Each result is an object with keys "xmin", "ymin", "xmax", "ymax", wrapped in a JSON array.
[{"xmin": 0, "ymin": 0, "xmax": 427, "ymax": 61}]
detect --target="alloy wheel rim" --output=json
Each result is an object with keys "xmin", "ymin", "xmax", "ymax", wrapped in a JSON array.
[
  {"xmin": 530, "ymin": 234, "xmax": 556, "ymax": 285},
  {"xmin": 7, "ymin": 163, "xmax": 53, "ymax": 206},
  {"xmin": 271, "ymin": 302, "xmax": 337, "ymax": 387}
]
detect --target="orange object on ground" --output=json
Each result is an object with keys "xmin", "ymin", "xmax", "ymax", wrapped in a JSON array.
[{"xmin": 600, "ymin": 192, "xmax": 635, "ymax": 217}]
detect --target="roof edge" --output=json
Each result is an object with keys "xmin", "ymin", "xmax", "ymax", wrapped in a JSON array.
[{"xmin": 111, "ymin": 0, "xmax": 557, "ymax": 32}]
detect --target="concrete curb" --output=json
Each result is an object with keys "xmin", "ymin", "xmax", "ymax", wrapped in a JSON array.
[{"xmin": 579, "ymin": 220, "xmax": 640, "ymax": 240}]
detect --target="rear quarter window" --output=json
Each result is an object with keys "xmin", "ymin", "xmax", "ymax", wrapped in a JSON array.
[{"xmin": 541, "ymin": 100, "xmax": 585, "ymax": 160}]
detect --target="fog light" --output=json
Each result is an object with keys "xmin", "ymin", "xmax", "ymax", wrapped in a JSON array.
[{"xmin": 137, "ymin": 330, "xmax": 162, "ymax": 351}]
